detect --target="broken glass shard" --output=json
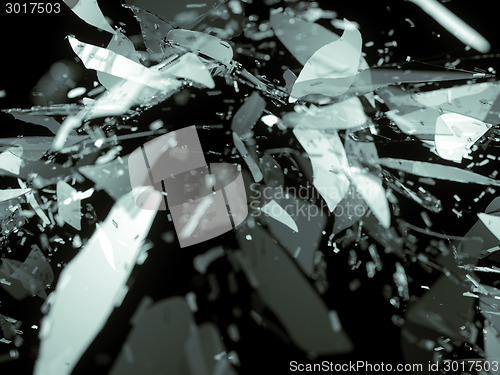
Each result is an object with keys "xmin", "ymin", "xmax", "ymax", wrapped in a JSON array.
[
  {"xmin": 56, "ymin": 181, "xmax": 82, "ymax": 231},
  {"xmin": 293, "ymin": 127, "xmax": 349, "ymax": 211},
  {"xmin": 34, "ymin": 189, "xmax": 162, "ymax": 375},
  {"xmin": 260, "ymin": 199, "xmax": 298, "ymax": 233},
  {"xmin": 478, "ymin": 213, "xmax": 500, "ymax": 241},
  {"xmin": 434, "ymin": 113, "xmax": 490, "ymax": 162},
  {"xmin": 291, "ymin": 19, "xmax": 362, "ymax": 99},
  {"xmin": 284, "ymin": 97, "xmax": 367, "ymax": 130},
  {"xmin": 0, "ymin": 246, "xmax": 54, "ymax": 300},
  {"xmin": 231, "ymin": 92, "xmax": 266, "ymax": 136},
  {"xmin": 270, "ymin": 10, "xmax": 340, "ymax": 65},
  {"xmin": 63, "ymin": 0, "xmax": 115, "ymax": 34},
  {"xmin": 234, "ymin": 223, "xmax": 353, "ymax": 354},
  {"xmin": 125, "ymin": 4, "xmax": 174, "ymax": 57},
  {"xmin": 380, "ymin": 158, "xmax": 500, "ymax": 186}
]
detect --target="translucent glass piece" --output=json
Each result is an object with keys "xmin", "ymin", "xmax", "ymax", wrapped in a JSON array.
[
  {"xmin": 34, "ymin": 189, "xmax": 162, "ymax": 375},
  {"xmin": 380, "ymin": 158, "xmax": 500, "ymax": 186},
  {"xmin": 293, "ymin": 128, "xmax": 349, "ymax": 212},
  {"xmin": 291, "ymin": 19, "xmax": 361, "ymax": 98},
  {"xmin": 63, "ymin": 0, "xmax": 115, "ymax": 34},
  {"xmin": 57, "ymin": 180, "xmax": 82, "ymax": 231},
  {"xmin": 260, "ymin": 199, "xmax": 298, "ymax": 232}
]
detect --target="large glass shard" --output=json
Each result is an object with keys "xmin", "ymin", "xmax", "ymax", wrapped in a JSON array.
[
  {"xmin": 269, "ymin": 10, "xmax": 340, "ymax": 65},
  {"xmin": 235, "ymin": 223, "xmax": 353, "ymax": 355},
  {"xmin": 125, "ymin": 5, "xmax": 174, "ymax": 56},
  {"xmin": 293, "ymin": 127, "xmax": 349, "ymax": 212},
  {"xmin": 18, "ymin": 179, "xmax": 50, "ymax": 226},
  {"xmin": 154, "ymin": 52, "xmax": 215, "ymax": 89},
  {"xmin": 109, "ymin": 297, "xmax": 235, "ymax": 375},
  {"xmin": 78, "ymin": 155, "xmax": 132, "ymax": 201},
  {"xmin": 63, "ymin": 0, "xmax": 115, "ymax": 34},
  {"xmin": 478, "ymin": 213, "xmax": 500, "ymax": 241},
  {"xmin": 380, "ymin": 158, "xmax": 500, "ymax": 186},
  {"xmin": 124, "ymin": 0, "xmax": 223, "ymax": 29},
  {"xmin": 409, "ymin": 0, "xmax": 490, "ymax": 52},
  {"xmin": 34, "ymin": 189, "xmax": 162, "ymax": 375},
  {"xmin": 380, "ymin": 82, "xmax": 500, "ymax": 122},
  {"xmin": 68, "ymin": 36, "xmax": 173, "ymax": 91},
  {"xmin": 342, "ymin": 68, "xmax": 490, "ymax": 97},
  {"xmin": 97, "ymin": 31, "xmax": 142, "ymax": 92},
  {"xmin": 291, "ymin": 19, "xmax": 362, "ymax": 99},
  {"xmin": 344, "ymin": 139, "xmax": 390, "ymax": 228},
  {"xmin": 8, "ymin": 112, "xmax": 64, "ymax": 135},
  {"xmin": 0, "ymin": 246, "xmax": 54, "ymax": 300},
  {"xmin": 0, "ymin": 188, "xmax": 30, "ymax": 203},
  {"xmin": 257, "ymin": 193, "xmax": 327, "ymax": 277}
]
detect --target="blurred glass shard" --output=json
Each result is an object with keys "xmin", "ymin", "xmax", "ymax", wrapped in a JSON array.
[
  {"xmin": 57, "ymin": 180, "xmax": 82, "ymax": 231},
  {"xmin": 409, "ymin": 0, "xmax": 490, "ymax": 53},
  {"xmin": 110, "ymin": 297, "xmax": 236, "ymax": 375},
  {"xmin": 18, "ymin": 179, "xmax": 50, "ymax": 226},
  {"xmin": 0, "ymin": 146, "xmax": 23, "ymax": 175},
  {"xmin": 380, "ymin": 158, "xmax": 500, "ymax": 186},
  {"xmin": 63, "ymin": 0, "xmax": 116, "ymax": 34},
  {"xmin": 193, "ymin": 246, "xmax": 225, "ymax": 274},
  {"xmin": 125, "ymin": 0, "xmax": 224, "ymax": 29},
  {"xmin": 79, "ymin": 155, "xmax": 132, "ymax": 201},
  {"xmin": 34, "ymin": 189, "xmax": 162, "ymax": 375},
  {"xmin": 0, "ymin": 246, "xmax": 54, "ymax": 300},
  {"xmin": 232, "ymin": 133, "xmax": 263, "ymax": 182},
  {"xmin": 231, "ymin": 92, "xmax": 266, "ymax": 136},
  {"xmin": 235, "ymin": 223, "xmax": 353, "ymax": 355},
  {"xmin": 270, "ymin": 10, "xmax": 340, "ymax": 65},
  {"xmin": 8, "ymin": 112, "xmax": 64, "ymax": 135},
  {"xmin": 478, "ymin": 213, "xmax": 500, "ymax": 241},
  {"xmin": 0, "ymin": 188, "xmax": 31, "ymax": 203},
  {"xmin": 258, "ymin": 192, "xmax": 327, "ymax": 277},
  {"xmin": 293, "ymin": 127, "xmax": 349, "ymax": 211},
  {"xmin": 291, "ymin": 19, "xmax": 362, "ymax": 99},
  {"xmin": 260, "ymin": 199, "xmax": 298, "ymax": 233},
  {"xmin": 2, "ymin": 104, "xmax": 83, "ymax": 117}
]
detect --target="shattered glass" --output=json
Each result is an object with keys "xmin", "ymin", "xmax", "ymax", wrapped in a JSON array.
[{"xmin": 1, "ymin": 0, "xmax": 500, "ymax": 374}]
